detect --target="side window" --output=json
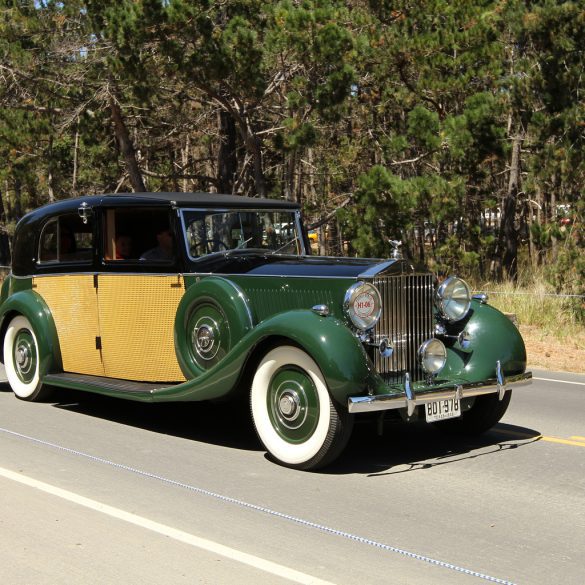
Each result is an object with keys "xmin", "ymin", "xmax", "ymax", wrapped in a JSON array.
[
  {"xmin": 39, "ymin": 219, "xmax": 58, "ymax": 262},
  {"xmin": 103, "ymin": 208, "xmax": 176, "ymax": 263},
  {"xmin": 38, "ymin": 214, "xmax": 94, "ymax": 264}
]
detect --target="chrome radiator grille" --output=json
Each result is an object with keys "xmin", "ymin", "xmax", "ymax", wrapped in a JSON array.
[{"xmin": 371, "ymin": 274, "xmax": 435, "ymax": 381}]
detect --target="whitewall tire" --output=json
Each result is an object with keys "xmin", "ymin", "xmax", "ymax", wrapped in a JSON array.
[
  {"xmin": 3, "ymin": 315, "xmax": 48, "ymax": 401},
  {"xmin": 250, "ymin": 345, "xmax": 353, "ymax": 470}
]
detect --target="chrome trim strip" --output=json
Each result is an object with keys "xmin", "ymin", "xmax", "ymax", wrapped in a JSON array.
[
  {"xmin": 13, "ymin": 270, "xmax": 364, "ymax": 281},
  {"xmin": 347, "ymin": 371, "xmax": 533, "ymax": 414},
  {"xmin": 358, "ymin": 260, "xmax": 398, "ymax": 279},
  {"xmin": 213, "ymin": 276, "xmax": 254, "ymax": 328},
  {"xmin": 30, "ymin": 272, "xmax": 185, "ymax": 278},
  {"xmin": 185, "ymin": 272, "xmax": 360, "ymax": 280}
]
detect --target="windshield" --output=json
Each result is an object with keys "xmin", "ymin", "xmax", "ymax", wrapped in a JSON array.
[{"xmin": 181, "ymin": 209, "xmax": 304, "ymax": 259}]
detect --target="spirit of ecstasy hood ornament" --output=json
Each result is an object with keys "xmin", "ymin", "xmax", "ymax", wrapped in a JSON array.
[{"xmin": 389, "ymin": 240, "xmax": 402, "ymax": 259}]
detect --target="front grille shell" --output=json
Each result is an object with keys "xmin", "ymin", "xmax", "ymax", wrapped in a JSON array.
[{"xmin": 370, "ymin": 274, "xmax": 435, "ymax": 381}]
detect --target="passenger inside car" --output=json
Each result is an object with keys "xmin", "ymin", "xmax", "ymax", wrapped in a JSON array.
[
  {"xmin": 115, "ymin": 234, "xmax": 133, "ymax": 260},
  {"xmin": 140, "ymin": 227, "xmax": 175, "ymax": 261}
]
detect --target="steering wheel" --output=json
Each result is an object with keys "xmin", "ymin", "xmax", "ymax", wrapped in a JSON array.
[{"xmin": 191, "ymin": 239, "xmax": 228, "ymax": 256}]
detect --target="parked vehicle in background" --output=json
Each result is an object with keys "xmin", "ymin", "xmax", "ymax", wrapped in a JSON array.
[
  {"xmin": 556, "ymin": 204, "xmax": 573, "ymax": 226},
  {"xmin": 0, "ymin": 192, "xmax": 532, "ymax": 470}
]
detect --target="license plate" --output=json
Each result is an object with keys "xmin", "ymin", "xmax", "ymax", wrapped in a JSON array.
[{"xmin": 425, "ymin": 398, "xmax": 461, "ymax": 422}]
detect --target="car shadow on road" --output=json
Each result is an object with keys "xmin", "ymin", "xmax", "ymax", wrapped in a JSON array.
[
  {"xmin": 326, "ymin": 419, "xmax": 543, "ymax": 476},
  {"xmin": 1, "ymin": 384, "xmax": 542, "ymax": 473},
  {"xmin": 45, "ymin": 387, "xmax": 262, "ymax": 453}
]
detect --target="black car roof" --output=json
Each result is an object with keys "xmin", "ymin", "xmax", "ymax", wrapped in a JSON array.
[
  {"xmin": 11, "ymin": 192, "xmax": 300, "ymax": 276},
  {"xmin": 105, "ymin": 192, "xmax": 300, "ymax": 209},
  {"xmin": 26, "ymin": 192, "xmax": 300, "ymax": 215}
]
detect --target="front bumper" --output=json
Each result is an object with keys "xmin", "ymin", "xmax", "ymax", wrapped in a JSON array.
[{"xmin": 348, "ymin": 362, "xmax": 532, "ymax": 415}]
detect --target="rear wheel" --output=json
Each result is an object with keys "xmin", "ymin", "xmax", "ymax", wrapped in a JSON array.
[
  {"xmin": 433, "ymin": 391, "xmax": 512, "ymax": 435},
  {"xmin": 3, "ymin": 315, "xmax": 50, "ymax": 401},
  {"xmin": 250, "ymin": 346, "xmax": 353, "ymax": 470}
]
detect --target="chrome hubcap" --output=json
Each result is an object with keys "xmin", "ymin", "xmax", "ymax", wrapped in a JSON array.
[
  {"xmin": 16, "ymin": 347, "xmax": 29, "ymax": 366},
  {"xmin": 268, "ymin": 367, "xmax": 319, "ymax": 443},
  {"xmin": 278, "ymin": 391, "xmax": 301, "ymax": 421},
  {"xmin": 191, "ymin": 317, "xmax": 220, "ymax": 361},
  {"xmin": 13, "ymin": 329, "xmax": 36, "ymax": 384},
  {"xmin": 196, "ymin": 325, "xmax": 214, "ymax": 352}
]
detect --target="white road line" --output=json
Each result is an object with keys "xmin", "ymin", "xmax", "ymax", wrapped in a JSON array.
[
  {"xmin": 0, "ymin": 427, "xmax": 517, "ymax": 585},
  {"xmin": 533, "ymin": 377, "xmax": 585, "ymax": 386},
  {"xmin": 0, "ymin": 466, "xmax": 335, "ymax": 585}
]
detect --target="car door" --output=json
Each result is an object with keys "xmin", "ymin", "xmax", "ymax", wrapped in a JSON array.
[
  {"xmin": 96, "ymin": 206, "xmax": 186, "ymax": 382},
  {"xmin": 32, "ymin": 212, "xmax": 105, "ymax": 377}
]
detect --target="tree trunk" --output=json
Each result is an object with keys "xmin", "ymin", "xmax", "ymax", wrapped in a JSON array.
[
  {"xmin": 247, "ymin": 131, "xmax": 266, "ymax": 197},
  {"xmin": 0, "ymin": 188, "xmax": 12, "ymax": 266},
  {"xmin": 72, "ymin": 117, "xmax": 80, "ymax": 195},
  {"xmin": 109, "ymin": 97, "xmax": 146, "ymax": 193},
  {"xmin": 13, "ymin": 178, "xmax": 23, "ymax": 220},
  {"xmin": 550, "ymin": 172, "xmax": 558, "ymax": 262},
  {"xmin": 182, "ymin": 135, "xmax": 190, "ymax": 193},
  {"xmin": 498, "ymin": 126, "xmax": 525, "ymax": 281},
  {"xmin": 217, "ymin": 111, "xmax": 238, "ymax": 194},
  {"xmin": 283, "ymin": 150, "xmax": 296, "ymax": 202}
]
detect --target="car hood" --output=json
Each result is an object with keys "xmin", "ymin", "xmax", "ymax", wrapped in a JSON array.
[{"xmin": 188, "ymin": 252, "xmax": 414, "ymax": 278}]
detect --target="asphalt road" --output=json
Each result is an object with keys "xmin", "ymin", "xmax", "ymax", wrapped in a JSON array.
[{"xmin": 0, "ymin": 366, "xmax": 584, "ymax": 585}]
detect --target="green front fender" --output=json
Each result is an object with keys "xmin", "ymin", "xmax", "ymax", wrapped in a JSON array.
[
  {"xmin": 442, "ymin": 300, "xmax": 527, "ymax": 382},
  {"xmin": 246, "ymin": 310, "xmax": 371, "ymax": 404},
  {"xmin": 0, "ymin": 289, "xmax": 62, "ymax": 375},
  {"xmin": 155, "ymin": 310, "xmax": 370, "ymax": 405}
]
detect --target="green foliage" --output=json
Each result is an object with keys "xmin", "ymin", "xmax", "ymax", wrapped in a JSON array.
[{"xmin": 0, "ymin": 0, "xmax": 583, "ymax": 281}]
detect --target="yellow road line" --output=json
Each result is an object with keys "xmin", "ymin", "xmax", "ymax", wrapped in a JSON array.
[
  {"xmin": 542, "ymin": 436, "xmax": 585, "ymax": 448},
  {"xmin": 496, "ymin": 429, "xmax": 585, "ymax": 448}
]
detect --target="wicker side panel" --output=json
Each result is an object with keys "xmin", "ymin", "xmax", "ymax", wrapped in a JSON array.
[
  {"xmin": 33, "ymin": 275, "xmax": 105, "ymax": 376},
  {"xmin": 97, "ymin": 275, "xmax": 186, "ymax": 382}
]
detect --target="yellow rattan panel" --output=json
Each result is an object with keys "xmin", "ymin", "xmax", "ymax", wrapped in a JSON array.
[
  {"xmin": 33, "ymin": 275, "xmax": 105, "ymax": 376},
  {"xmin": 98, "ymin": 275, "xmax": 186, "ymax": 382}
]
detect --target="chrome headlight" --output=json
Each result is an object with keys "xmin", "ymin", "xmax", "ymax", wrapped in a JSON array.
[
  {"xmin": 344, "ymin": 281, "xmax": 382, "ymax": 331},
  {"xmin": 435, "ymin": 276, "xmax": 471, "ymax": 322},
  {"xmin": 418, "ymin": 338, "xmax": 447, "ymax": 375}
]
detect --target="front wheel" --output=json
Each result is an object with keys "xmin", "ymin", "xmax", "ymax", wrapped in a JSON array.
[
  {"xmin": 3, "ymin": 315, "xmax": 51, "ymax": 401},
  {"xmin": 433, "ymin": 391, "xmax": 512, "ymax": 435},
  {"xmin": 250, "ymin": 346, "xmax": 353, "ymax": 470}
]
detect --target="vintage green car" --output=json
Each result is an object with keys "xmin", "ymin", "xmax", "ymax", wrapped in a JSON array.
[{"xmin": 0, "ymin": 192, "xmax": 531, "ymax": 469}]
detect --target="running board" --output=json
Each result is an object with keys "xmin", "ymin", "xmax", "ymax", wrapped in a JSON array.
[{"xmin": 43, "ymin": 372, "xmax": 178, "ymax": 395}]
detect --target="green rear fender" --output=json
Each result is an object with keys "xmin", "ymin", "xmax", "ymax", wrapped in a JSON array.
[
  {"xmin": 0, "ymin": 289, "xmax": 62, "ymax": 375},
  {"xmin": 174, "ymin": 276, "xmax": 254, "ymax": 378},
  {"xmin": 442, "ymin": 300, "xmax": 527, "ymax": 382}
]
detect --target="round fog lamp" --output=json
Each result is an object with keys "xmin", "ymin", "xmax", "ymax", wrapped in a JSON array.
[{"xmin": 418, "ymin": 338, "xmax": 447, "ymax": 375}]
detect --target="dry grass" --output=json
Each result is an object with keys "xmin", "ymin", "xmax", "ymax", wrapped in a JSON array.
[
  {"xmin": 520, "ymin": 325, "xmax": 585, "ymax": 373},
  {"xmin": 472, "ymin": 277, "xmax": 585, "ymax": 373}
]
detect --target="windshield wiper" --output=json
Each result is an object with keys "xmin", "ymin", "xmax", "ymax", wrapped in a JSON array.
[
  {"xmin": 271, "ymin": 236, "xmax": 300, "ymax": 255},
  {"xmin": 236, "ymin": 236, "xmax": 254, "ymax": 250}
]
